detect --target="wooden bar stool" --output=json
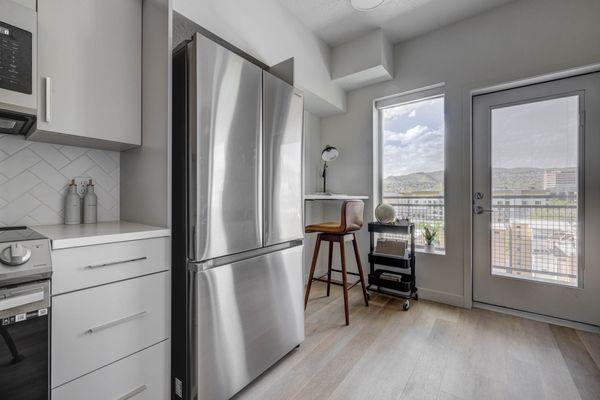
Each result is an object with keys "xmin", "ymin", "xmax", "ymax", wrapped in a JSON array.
[{"xmin": 304, "ymin": 200, "xmax": 369, "ymax": 325}]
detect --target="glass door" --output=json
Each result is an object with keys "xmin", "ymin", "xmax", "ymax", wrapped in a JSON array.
[{"xmin": 472, "ymin": 73, "xmax": 600, "ymax": 326}]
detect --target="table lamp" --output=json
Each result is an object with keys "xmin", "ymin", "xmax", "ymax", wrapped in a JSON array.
[{"xmin": 321, "ymin": 145, "xmax": 339, "ymax": 193}]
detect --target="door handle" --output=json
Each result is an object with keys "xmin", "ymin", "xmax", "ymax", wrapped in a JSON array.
[
  {"xmin": 0, "ymin": 289, "xmax": 44, "ymax": 312},
  {"xmin": 44, "ymin": 77, "xmax": 51, "ymax": 122},
  {"xmin": 115, "ymin": 384, "xmax": 147, "ymax": 400},
  {"xmin": 85, "ymin": 311, "xmax": 147, "ymax": 334},
  {"xmin": 473, "ymin": 206, "xmax": 494, "ymax": 215}
]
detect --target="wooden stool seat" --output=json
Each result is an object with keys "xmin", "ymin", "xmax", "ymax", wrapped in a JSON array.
[{"xmin": 304, "ymin": 201, "xmax": 369, "ymax": 325}]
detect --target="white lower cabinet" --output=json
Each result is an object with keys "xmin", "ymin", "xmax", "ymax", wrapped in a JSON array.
[
  {"xmin": 51, "ymin": 237, "xmax": 170, "ymax": 295},
  {"xmin": 51, "ymin": 272, "xmax": 169, "ymax": 388},
  {"xmin": 52, "ymin": 340, "xmax": 169, "ymax": 400}
]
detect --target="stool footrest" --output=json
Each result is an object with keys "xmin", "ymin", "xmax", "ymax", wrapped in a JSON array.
[
  {"xmin": 314, "ymin": 274, "xmax": 361, "ymax": 290},
  {"xmin": 329, "ymin": 268, "xmax": 360, "ymax": 277}
]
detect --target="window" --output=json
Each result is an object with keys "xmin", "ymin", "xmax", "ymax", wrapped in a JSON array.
[
  {"xmin": 377, "ymin": 91, "xmax": 445, "ymax": 250},
  {"xmin": 490, "ymin": 95, "xmax": 580, "ymax": 286}
]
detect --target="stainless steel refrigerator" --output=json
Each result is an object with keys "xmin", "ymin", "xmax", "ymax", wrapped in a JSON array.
[{"xmin": 172, "ymin": 33, "xmax": 305, "ymax": 400}]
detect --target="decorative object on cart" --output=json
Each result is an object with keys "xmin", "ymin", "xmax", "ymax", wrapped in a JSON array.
[
  {"xmin": 64, "ymin": 180, "xmax": 81, "ymax": 225},
  {"xmin": 367, "ymin": 221, "xmax": 418, "ymax": 310},
  {"xmin": 374, "ymin": 202, "xmax": 396, "ymax": 224},
  {"xmin": 375, "ymin": 238, "xmax": 407, "ymax": 258},
  {"xmin": 321, "ymin": 145, "xmax": 339, "ymax": 193},
  {"xmin": 422, "ymin": 225, "xmax": 438, "ymax": 251}
]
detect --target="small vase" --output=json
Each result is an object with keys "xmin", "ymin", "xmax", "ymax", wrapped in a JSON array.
[{"xmin": 424, "ymin": 244, "xmax": 435, "ymax": 252}]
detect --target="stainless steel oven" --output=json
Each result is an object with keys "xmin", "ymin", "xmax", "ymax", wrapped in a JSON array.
[
  {"xmin": 0, "ymin": 280, "xmax": 50, "ymax": 400},
  {"xmin": 0, "ymin": 227, "xmax": 52, "ymax": 400}
]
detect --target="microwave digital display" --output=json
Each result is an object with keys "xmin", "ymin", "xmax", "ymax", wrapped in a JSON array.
[{"xmin": 0, "ymin": 20, "xmax": 32, "ymax": 95}]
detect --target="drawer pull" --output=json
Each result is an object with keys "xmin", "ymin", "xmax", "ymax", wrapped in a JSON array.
[
  {"xmin": 87, "ymin": 256, "xmax": 147, "ymax": 269},
  {"xmin": 116, "ymin": 384, "xmax": 147, "ymax": 400},
  {"xmin": 85, "ymin": 311, "xmax": 148, "ymax": 334}
]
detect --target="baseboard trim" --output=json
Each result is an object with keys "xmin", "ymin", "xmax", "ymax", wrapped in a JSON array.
[
  {"xmin": 418, "ymin": 288, "xmax": 465, "ymax": 307},
  {"xmin": 473, "ymin": 302, "xmax": 600, "ymax": 333}
]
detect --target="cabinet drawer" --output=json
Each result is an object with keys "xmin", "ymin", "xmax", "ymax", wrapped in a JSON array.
[
  {"xmin": 52, "ymin": 237, "xmax": 169, "ymax": 295},
  {"xmin": 52, "ymin": 340, "xmax": 169, "ymax": 400},
  {"xmin": 51, "ymin": 272, "xmax": 169, "ymax": 388}
]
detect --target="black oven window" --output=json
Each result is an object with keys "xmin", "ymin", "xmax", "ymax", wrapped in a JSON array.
[
  {"xmin": 0, "ymin": 21, "xmax": 33, "ymax": 94},
  {"xmin": 0, "ymin": 314, "xmax": 49, "ymax": 399}
]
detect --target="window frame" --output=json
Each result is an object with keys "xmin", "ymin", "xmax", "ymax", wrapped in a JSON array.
[{"xmin": 373, "ymin": 84, "xmax": 447, "ymax": 253}]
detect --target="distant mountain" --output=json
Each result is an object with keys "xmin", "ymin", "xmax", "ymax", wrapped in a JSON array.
[
  {"xmin": 492, "ymin": 167, "xmax": 576, "ymax": 191},
  {"xmin": 492, "ymin": 167, "xmax": 545, "ymax": 191},
  {"xmin": 384, "ymin": 171, "xmax": 443, "ymax": 194},
  {"xmin": 384, "ymin": 167, "xmax": 577, "ymax": 195}
]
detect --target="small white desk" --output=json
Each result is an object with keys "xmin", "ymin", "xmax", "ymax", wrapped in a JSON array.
[{"xmin": 305, "ymin": 194, "xmax": 369, "ymax": 201}]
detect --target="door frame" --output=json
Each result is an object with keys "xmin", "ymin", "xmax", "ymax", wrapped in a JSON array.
[{"xmin": 464, "ymin": 63, "xmax": 600, "ymax": 314}]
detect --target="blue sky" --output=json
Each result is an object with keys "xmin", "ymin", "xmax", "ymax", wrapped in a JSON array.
[
  {"xmin": 382, "ymin": 96, "xmax": 445, "ymax": 177},
  {"xmin": 492, "ymin": 95, "xmax": 578, "ymax": 170}
]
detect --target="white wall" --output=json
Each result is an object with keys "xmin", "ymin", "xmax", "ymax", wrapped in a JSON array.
[
  {"xmin": 173, "ymin": 0, "xmax": 346, "ymax": 116},
  {"xmin": 0, "ymin": 134, "xmax": 120, "ymax": 226},
  {"xmin": 121, "ymin": 0, "xmax": 172, "ymax": 228},
  {"xmin": 320, "ymin": 0, "xmax": 600, "ymax": 306}
]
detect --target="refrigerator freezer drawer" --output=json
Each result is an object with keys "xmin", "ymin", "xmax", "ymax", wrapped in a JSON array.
[{"xmin": 192, "ymin": 245, "xmax": 304, "ymax": 400}]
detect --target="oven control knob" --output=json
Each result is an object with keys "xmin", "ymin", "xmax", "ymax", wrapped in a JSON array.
[{"xmin": 0, "ymin": 244, "xmax": 32, "ymax": 266}]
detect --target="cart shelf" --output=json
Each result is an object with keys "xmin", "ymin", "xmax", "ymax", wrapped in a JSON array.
[{"xmin": 367, "ymin": 221, "xmax": 418, "ymax": 310}]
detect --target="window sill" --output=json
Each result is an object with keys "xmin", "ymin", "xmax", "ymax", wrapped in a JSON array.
[{"xmin": 415, "ymin": 246, "xmax": 446, "ymax": 256}]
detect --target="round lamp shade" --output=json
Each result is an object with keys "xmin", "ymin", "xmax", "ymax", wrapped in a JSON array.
[
  {"xmin": 350, "ymin": 0, "xmax": 385, "ymax": 11},
  {"xmin": 321, "ymin": 145, "xmax": 339, "ymax": 162}
]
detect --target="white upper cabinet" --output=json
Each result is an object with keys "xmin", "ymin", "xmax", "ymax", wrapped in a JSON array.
[{"xmin": 30, "ymin": 0, "xmax": 142, "ymax": 151}]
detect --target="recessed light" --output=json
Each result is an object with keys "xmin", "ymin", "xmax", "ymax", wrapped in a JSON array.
[{"xmin": 350, "ymin": 0, "xmax": 386, "ymax": 11}]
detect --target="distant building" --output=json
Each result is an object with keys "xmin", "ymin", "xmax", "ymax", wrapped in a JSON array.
[
  {"xmin": 491, "ymin": 223, "xmax": 533, "ymax": 272},
  {"xmin": 543, "ymin": 170, "xmax": 577, "ymax": 192},
  {"xmin": 510, "ymin": 223, "xmax": 533, "ymax": 270}
]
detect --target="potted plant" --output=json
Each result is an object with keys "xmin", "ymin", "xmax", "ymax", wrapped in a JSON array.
[{"xmin": 422, "ymin": 225, "xmax": 437, "ymax": 252}]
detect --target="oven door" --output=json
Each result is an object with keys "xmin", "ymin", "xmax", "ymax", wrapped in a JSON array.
[{"xmin": 0, "ymin": 280, "xmax": 50, "ymax": 400}]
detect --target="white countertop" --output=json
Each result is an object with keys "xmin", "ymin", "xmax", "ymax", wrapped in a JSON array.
[
  {"xmin": 305, "ymin": 193, "xmax": 369, "ymax": 201},
  {"xmin": 32, "ymin": 221, "xmax": 171, "ymax": 249}
]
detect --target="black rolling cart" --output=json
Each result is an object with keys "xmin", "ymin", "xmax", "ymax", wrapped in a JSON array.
[{"xmin": 367, "ymin": 221, "xmax": 418, "ymax": 310}]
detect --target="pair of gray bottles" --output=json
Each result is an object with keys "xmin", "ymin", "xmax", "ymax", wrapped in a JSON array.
[{"xmin": 65, "ymin": 179, "xmax": 97, "ymax": 225}]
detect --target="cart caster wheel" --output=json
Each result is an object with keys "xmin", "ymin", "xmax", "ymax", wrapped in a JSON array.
[
  {"xmin": 366, "ymin": 293, "xmax": 371, "ymax": 300},
  {"xmin": 403, "ymin": 300, "xmax": 410, "ymax": 311},
  {"xmin": 414, "ymin": 293, "xmax": 419, "ymax": 301}
]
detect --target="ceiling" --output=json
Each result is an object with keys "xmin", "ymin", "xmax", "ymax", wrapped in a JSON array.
[{"xmin": 278, "ymin": 0, "xmax": 516, "ymax": 47}]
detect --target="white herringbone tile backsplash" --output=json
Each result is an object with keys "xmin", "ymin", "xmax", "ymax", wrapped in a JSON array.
[{"xmin": 0, "ymin": 134, "xmax": 119, "ymax": 227}]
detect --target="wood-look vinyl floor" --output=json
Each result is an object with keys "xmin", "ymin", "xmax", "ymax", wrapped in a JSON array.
[{"xmin": 234, "ymin": 282, "xmax": 600, "ymax": 400}]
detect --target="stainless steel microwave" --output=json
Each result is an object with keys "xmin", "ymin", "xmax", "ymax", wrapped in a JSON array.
[{"xmin": 0, "ymin": 0, "xmax": 37, "ymax": 135}]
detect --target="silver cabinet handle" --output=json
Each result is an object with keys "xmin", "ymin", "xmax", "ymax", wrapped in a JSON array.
[
  {"xmin": 116, "ymin": 385, "xmax": 147, "ymax": 400},
  {"xmin": 85, "ymin": 311, "xmax": 147, "ymax": 334},
  {"xmin": 86, "ymin": 256, "xmax": 147, "ymax": 269},
  {"xmin": 44, "ymin": 77, "xmax": 51, "ymax": 122}
]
